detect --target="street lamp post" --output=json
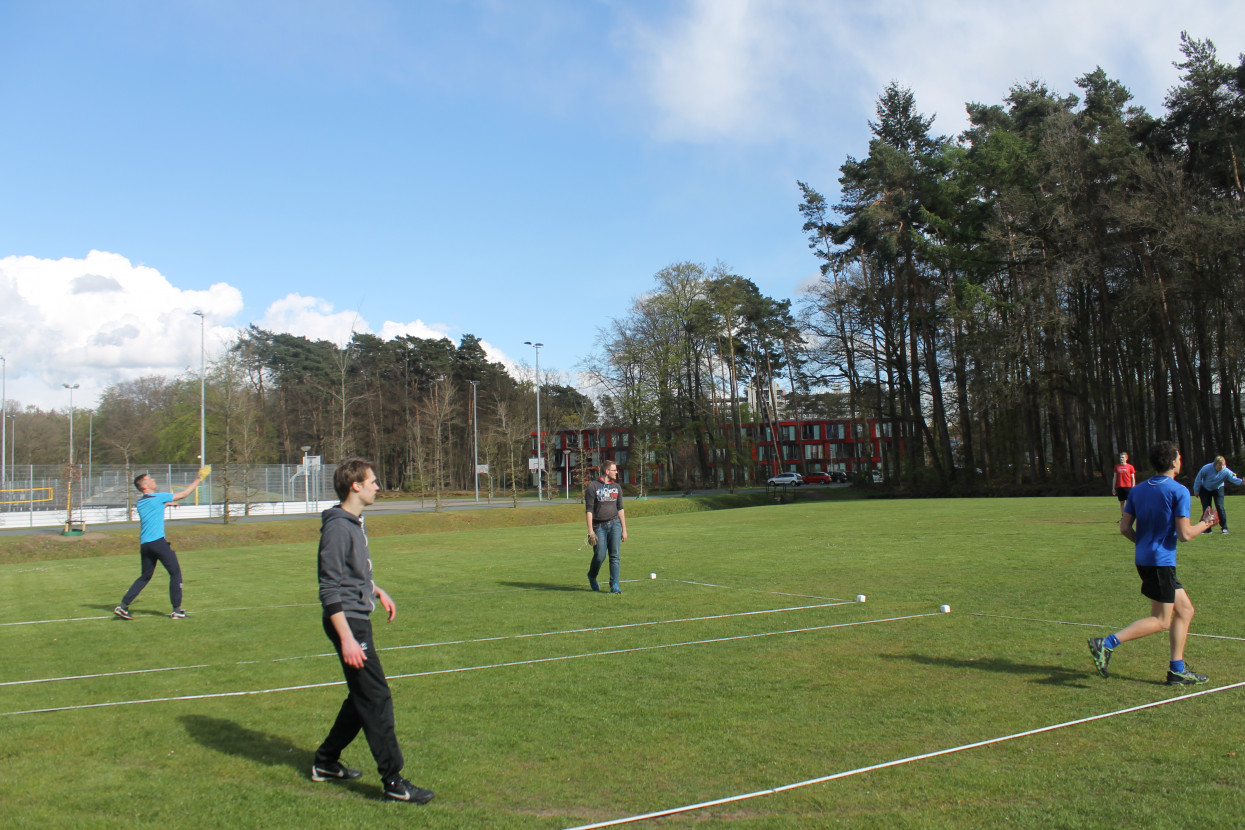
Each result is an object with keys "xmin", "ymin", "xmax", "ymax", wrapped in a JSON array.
[
  {"xmin": 524, "ymin": 341, "xmax": 544, "ymax": 501},
  {"xmin": 469, "ymin": 379, "xmax": 480, "ymax": 502},
  {"xmin": 62, "ymin": 383, "xmax": 79, "ymax": 465},
  {"xmin": 4, "ymin": 413, "xmax": 14, "ymax": 492},
  {"xmin": 62, "ymin": 383, "xmax": 80, "ymax": 534},
  {"xmin": 193, "ymin": 311, "xmax": 206, "ymax": 506},
  {"xmin": 1, "ymin": 354, "xmax": 6, "ymax": 495}
]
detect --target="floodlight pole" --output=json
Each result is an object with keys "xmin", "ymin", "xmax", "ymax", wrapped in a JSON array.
[
  {"xmin": 1, "ymin": 354, "xmax": 6, "ymax": 493},
  {"xmin": 62, "ymin": 383, "xmax": 79, "ymax": 466},
  {"xmin": 62, "ymin": 383, "xmax": 79, "ymax": 534},
  {"xmin": 469, "ymin": 379, "xmax": 480, "ymax": 502},
  {"xmin": 524, "ymin": 341, "xmax": 544, "ymax": 501},
  {"xmin": 193, "ymin": 310, "xmax": 206, "ymax": 506}
]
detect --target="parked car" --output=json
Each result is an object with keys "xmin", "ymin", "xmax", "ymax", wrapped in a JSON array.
[
  {"xmin": 830, "ymin": 471, "xmax": 848, "ymax": 483},
  {"xmin": 802, "ymin": 471, "xmax": 832, "ymax": 484},
  {"xmin": 766, "ymin": 472, "xmax": 804, "ymax": 486}
]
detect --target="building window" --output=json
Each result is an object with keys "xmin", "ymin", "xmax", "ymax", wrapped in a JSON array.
[{"xmin": 802, "ymin": 423, "xmax": 820, "ymax": 440}]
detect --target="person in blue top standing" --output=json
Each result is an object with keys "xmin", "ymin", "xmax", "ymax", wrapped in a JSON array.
[
  {"xmin": 114, "ymin": 469, "xmax": 206, "ymax": 620},
  {"xmin": 1192, "ymin": 455, "xmax": 1241, "ymax": 535},
  {"xmin": 1088, "ymin": 441, "xmax": 1219, "ymax": 685}
]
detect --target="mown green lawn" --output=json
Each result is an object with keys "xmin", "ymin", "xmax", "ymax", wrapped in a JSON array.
[{"xmin": 1, "ymin": 496, "xmax": 1240, "ymax": 828}]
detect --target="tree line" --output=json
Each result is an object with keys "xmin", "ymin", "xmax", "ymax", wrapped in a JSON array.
[
  {"xmin": 6, "ymin": 328, "xmax": 594, "ymax": 501},
  {"xmin": 797, "ymin": 33, "xmax": 1243, "ymax": 486},
  {"xmin": 586, "ymin": 34, "xmax": 1244, "ymax": 490}
]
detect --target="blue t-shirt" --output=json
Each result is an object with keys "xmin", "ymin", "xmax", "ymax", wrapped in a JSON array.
[
  {"xmin": 1123, "ymin": 475, "xmax": 1190, "ymax": 567},
  {"xmin": 137, "ymin": 492, "xmax": 174, "ymax": 544}
]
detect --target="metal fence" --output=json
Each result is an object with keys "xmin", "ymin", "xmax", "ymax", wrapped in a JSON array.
[{"xmin": 0, "ymin": 463, "xmax": 336, "ymax": 530}]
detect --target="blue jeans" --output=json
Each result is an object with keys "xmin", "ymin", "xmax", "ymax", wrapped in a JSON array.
[
  {"xmin": 588, "ymin": 518, "xmax": 622, "ymax": 588},
  {"xmin": 1199, "ymin": 489, "xmax": 1227, "ymax": 530}
]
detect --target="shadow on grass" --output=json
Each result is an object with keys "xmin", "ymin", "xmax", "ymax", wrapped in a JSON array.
[
  {"xmin": 179, "ymin": 715, "xmax": 383, "ymax": 798},
  {"xmin": 498, "ymin": 581, "xmax": 586, "ymax": 592},
  {"xmin": 887, "ymin": 653, "xmax": 1092, "ymax": 688}
]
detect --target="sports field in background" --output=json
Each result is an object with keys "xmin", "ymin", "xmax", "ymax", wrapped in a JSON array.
[{"xmin": 1, "ymin": 496, "xmax": 1241, "ymax": 828}]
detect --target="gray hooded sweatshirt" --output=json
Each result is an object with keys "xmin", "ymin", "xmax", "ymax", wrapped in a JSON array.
[{"xmin": 318, "ymin": 505, "xmax": 376, "ymax": 620}]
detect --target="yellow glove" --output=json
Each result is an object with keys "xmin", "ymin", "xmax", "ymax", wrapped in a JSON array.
[{"xmin": 198, "ymin": 464, "xmax": 212, "ymax": 479}]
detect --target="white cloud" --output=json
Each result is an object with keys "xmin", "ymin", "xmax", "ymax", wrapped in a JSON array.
[
  {"xmin": 0, "ymin": 251, "xmax": 242, "ymax": 409},
  {"xmin": 261, "ymin": 296, "xmax": 519, "ymax": 371},
  {"xmin": 258, "ymin": 294, "xmax": 372, "ymax": 346},
  {"xmin": 627, "ymin": 0, "xmax": 1244, "ymax": 142},
  {"xmin": 0, "ymin": 255, "xmax": 529, "ymax": 410}
]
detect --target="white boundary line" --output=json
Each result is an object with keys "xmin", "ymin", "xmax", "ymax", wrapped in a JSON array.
[
  {"xmin": 675, "ymin": 579, "xmax": 849, "ymax": 601},
  {"xmin": 561, "ymin": 680, "xmax": 1245, "ymax": 829},
  {"xmin": 0, "ymin": 581, "xmax": 652, "ymax": 628},
  {"xmin": 3, "ymin": 601, "xmax": 856, "ymax": 688},
  {"xmin": 2, "ymin": 615, "xmax": 111, "ymax": 626},
  {"xmin": 970, "ymin": 613, "xmax": 1245, "ymax": 643},
  {"xmin": 0, "ymin": 578, "xmax": 845, "ymax": 628},
  {"xmin": 0, "ymin": 613, "xmax": 933, "ymax": 717}
]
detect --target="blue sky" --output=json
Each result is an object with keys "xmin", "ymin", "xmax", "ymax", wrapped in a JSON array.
[{"xmin": 1, "ymin": 0, "xmax": 1240, "ymax": 409}]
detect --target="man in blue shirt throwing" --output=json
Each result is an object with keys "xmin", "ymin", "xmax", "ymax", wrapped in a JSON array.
[
  {"xmin": 114, "ymin": 468, "xmax": 207, "ymax": 620},
  {"xmin": 1192, "ymin": 455, "xmax": 1241, "ymax": 535},
  {"xmin": 1088, "ymin": 441, "xmax": 1218, "ymax": 685}
]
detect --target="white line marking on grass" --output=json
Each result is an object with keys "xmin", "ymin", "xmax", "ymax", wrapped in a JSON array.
[
  {"xmin": 1, "ymin": 615, "xmax": 111, "ymax": 626},
  {"xmin": 0, "ymin": 664, "xmax": 211, "ymax": 688},
  {"xmin": 676, "ymin": 580, "xmax": 849, "ymax": 601},
  {"xmin": 0, "ymin": 613, "xmax": 932, "ymax": 717},
  {"xmin": 7, "ymin": 602, "xmax": 855, "ymax": 687},
  {"xmin": 970, "ymin": 613, "xmax": 1245, "ymax": 643},
  {"xmin": 560, "ymin": 680, "xmax": 1245, "ymax": 829},
  {"xmin": 385, "ymin": 601, "xmax": 857, "ymax": 653}
]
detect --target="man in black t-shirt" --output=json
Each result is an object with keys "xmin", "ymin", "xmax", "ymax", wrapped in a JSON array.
[{"xmin": 585, "ymin": 461, "xmax": 628, "ymax": 593}]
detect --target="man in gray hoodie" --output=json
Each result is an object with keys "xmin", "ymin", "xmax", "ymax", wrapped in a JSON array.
[{"xmin": 311, "ymin": 457, "xmax": 434, "ymax": 805}]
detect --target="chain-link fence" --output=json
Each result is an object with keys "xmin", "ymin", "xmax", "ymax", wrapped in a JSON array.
[{"xmin": 0, "ymin": 463, "xmax": 336, "ymax": 530}]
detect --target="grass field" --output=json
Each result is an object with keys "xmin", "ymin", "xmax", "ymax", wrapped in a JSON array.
[{"xmin": 1, "ymin": 496, "xmax": 1241, "ymax": 828}]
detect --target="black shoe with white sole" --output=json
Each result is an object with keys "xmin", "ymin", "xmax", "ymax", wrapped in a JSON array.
[
  {"xmin": 311, "ymin": 761, "xmax": 363, "ymax": 782},
  {"xmin": 384, "ymin": 777, "xmax": 434, "ymax": 804}
]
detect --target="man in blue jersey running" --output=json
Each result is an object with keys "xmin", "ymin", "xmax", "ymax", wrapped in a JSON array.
[
  {"xmin": 114, "ymin": 470, "xmax": 206, "ymax": 620},
  {"xmin": 1088, "ymin": 441, "xmax": 1218, "ymax": 685}
]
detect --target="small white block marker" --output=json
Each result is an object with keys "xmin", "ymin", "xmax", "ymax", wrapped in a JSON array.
[
  {"xmin": 650, "ymin": 573, "xmax": 657, "ymax": 579},
  {"xmin": 856, "ymin": 594, "xmax": 866, "ymax": 603},
  {"xmin": 940, "ymin": 604, "xmax": 951, "ymax": 613}
]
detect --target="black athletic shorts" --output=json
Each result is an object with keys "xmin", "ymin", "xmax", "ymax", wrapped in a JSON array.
[
  {"xmin": 1116, "ymin": 486, "xmax": 1131, "ymax": 503},
  {"xmin": 1136, "ymin": 565, "xmax": 1182, "ymax": 603}
]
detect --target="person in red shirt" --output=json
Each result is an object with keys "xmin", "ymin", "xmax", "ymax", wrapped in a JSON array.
[{"xmin": 1113, "ymin": 452, "xmax": 1137, "ymax": 514}]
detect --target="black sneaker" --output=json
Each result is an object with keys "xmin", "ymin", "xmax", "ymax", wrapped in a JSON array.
[
  {"xmin": 385, "ymin": 777, "xmax": 434, "ymax": 804},
  {"xmin": 1087, "ymin": 637, "xmax": 1113, "ymax": 678},
  {"xmin": 170, "ymin": 609, "xmax": 188, "ymax": 619},
  {"xmin": 311, "ymin": 761, "xmax": 362, "ymax": 782},
  {"xmin": 1166, "ymin": 667, "xmax": 1209, "ymax": 685},
  {"xmin": 114, "ymin": 605, "xmax": 133, "ymax": 620}
]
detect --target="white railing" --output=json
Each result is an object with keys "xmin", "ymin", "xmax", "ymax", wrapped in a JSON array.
[{"xmin": 0, "ymin": 499, "xmax": 339, "ymax": 530}]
